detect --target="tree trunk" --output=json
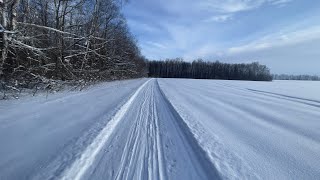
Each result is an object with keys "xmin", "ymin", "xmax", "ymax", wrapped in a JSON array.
[{"xmin": 0, "ymin": 0, "xmax": 8, "ymax": 77}]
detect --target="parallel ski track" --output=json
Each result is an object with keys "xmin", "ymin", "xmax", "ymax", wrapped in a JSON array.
[
  {"xmin": 61, "ymin": 79, "xmax": 152, "ymax": 180},
  {"xmin": 60, "ymin": 78, "xmax": 219, "ymax": 180}
]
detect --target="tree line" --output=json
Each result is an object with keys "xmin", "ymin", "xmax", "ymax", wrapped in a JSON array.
[
  {"xmin": 0, "ymin": 0, "xmax": 147, "ymax": 91},
  {"xmin": 273, "ymin": 74, "xmax": 320, "ymax": 81},
  {"xmin": 148, "ymin": 58, "xmax": 273, "ymax": 81}
]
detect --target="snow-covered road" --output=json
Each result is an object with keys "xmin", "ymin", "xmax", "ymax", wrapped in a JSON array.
[{"xmin": 1, "ymin": 78, "xmax": 320, "ymax": 180}]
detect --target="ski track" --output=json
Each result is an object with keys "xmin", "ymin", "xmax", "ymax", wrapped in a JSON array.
[
  {"xmin": 80, "ymin": 79, "xmax": 218, "ymax": 180},
  {"xmin": 59, "ymin": 79, "xmax": 152, "ymax": 180}
]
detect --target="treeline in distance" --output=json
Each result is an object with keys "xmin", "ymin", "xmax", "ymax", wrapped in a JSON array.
[
  {"xmin": 148, "ymin": 58, "xmax": 273, "ymax": 81},
  {"xmin": 273, "ymin": 74, "xmax": 320, "ymax": 81}
]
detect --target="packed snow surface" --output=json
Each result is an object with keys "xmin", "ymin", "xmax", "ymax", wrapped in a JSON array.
[{"xmin": 0, "ymin": 78, "xmax": 319, "ymax": 180}]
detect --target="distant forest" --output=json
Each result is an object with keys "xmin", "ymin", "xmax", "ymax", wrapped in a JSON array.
[
  {"xmin": 148, "ymin": 59, "xmax": 273, "ymax": 81},
  {"xmin": 273, "ymin": 74, "xmax": 320, "ymax": 81}
]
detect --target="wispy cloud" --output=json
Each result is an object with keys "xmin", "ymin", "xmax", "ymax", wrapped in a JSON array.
[
  {"xmin": 145, "ymin": 41, "xmax": 167, "ymax": 49},
  {"xmin": 228, "ymin": 25, "xmax": 320, "ymax": 54},
  {"xmin": 199, "ymin": 0, "xmax": 263, "ymax": 13},
  {"xmin": 127, "ymin": 19, "xmax": 159, "ymax": 33},
  {"xmin": 182, "ymin": 23, "xmax": 320, "ymax": 74},
  {"xmin": 199, "ymin": 0, "xmax": 292, "ymax": 13},
  {"xmin": 268, "ymin": 0, "xmax": 292, "ymax": 6},
  {"xmin": 204, "ymin": 14, "xmax": 233, "ymax": 22}
]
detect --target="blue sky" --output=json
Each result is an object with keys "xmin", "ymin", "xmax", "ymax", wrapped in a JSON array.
[{"xmin": 123, "ymin": 0, "xmax": 320, "ymax": 74}]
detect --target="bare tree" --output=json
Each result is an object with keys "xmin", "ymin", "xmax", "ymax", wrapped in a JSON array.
[{"xmin": 0, "ymin": 0, "xmax": 146, "ymax": 96}]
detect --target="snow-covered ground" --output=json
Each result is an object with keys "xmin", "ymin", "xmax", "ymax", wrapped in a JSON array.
[
  {"xmin": 0, "ymin": 79, "xmax": 147, "ymax": 179},
  {"xmin": 0, "ymin": 78, "xmax": 319, "ymax": 180},
  {"xmin": 158, "ymin": 79, "xmax": 320, "ymax": 180}
]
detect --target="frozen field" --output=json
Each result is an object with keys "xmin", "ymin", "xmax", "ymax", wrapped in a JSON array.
[
  {"xmin": 158, "ymin": 79, "xmax": 320, "ymax": 179},
  {"xmin": 0, "ymin": 78, "xmax": 319, "ymax": 180}
]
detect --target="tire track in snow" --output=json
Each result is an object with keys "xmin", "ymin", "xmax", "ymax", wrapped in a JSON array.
[{"xmin": 60, "ymin": 79, "xmax": 152, "ymax": 180}]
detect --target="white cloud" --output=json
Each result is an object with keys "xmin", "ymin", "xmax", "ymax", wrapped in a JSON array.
[
  {"xmin": 181, "ymin": 24, "xmax": 320, "ymax": 64},
  {"xmin": 180, "ymin": 24, "xmax": 320, "ymax": 74},
  {"xmin": 199, "ymin": 0, "xmax": 292, "ymax": 13},
  {"xmin": 200, "ymin": 0, "xmax": 263, "ymax": 13},
  {"xmin": 228, "ymin": 25, "xmax": 320, "ymax": 54},
  {"xmin": 184, "ymin": 44, "xmax": 216, "ymax": 60},
  {"xmin": 145, "ymin": 41, "xmax": 167, "ymax": 49},
  {"xmin": 204, "ymin": 14, "xmax": 233, "ymax": 22},
  {"xmin": 225, "ymin": 39, "xmax": 320, "ymax": 75},
  {"xmin": 268, "ymin": 0, "xmax": 292, "ymax": 6},
  {"xmin": 127, "ymin": 19, "xmax": 158, "ymax": 33}
]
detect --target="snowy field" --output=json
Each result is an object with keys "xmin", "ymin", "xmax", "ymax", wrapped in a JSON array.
[
  {"xmin": 158, "ymin": 79, "xmax": 320, "ymax": 180},
  {"xmin": 0, "ymin": 78, "xmax": 319, "ymax": 180}
]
